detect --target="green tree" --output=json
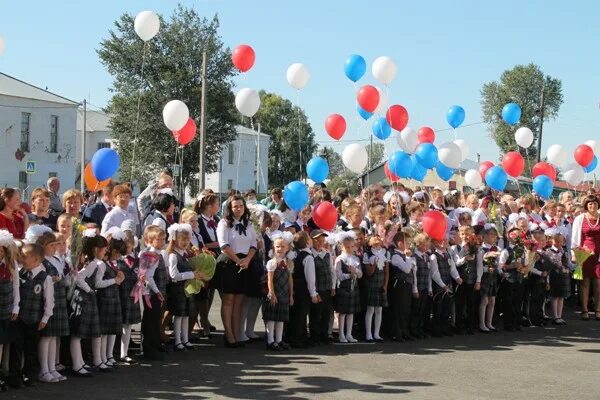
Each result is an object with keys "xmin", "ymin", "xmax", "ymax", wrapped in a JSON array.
[
  {"xmin": 481, "ymin": 63, "xmax": 563, "ymax": 162},
  {"xmin": 319, "ymin": 146, "xmax": 344, "ymax": 176},
  {"xmin": 249, "ymin": 91, "xmax": 317, "ymax": 188},
  {"xmin": 327, "ymin": 171, "xmax": 361, "ymax": 196},
  {"xmin": 97, "ymin": 6, "xmax": 238, "ymax": 193},
  {"xmin": 365, "ymin": 142, "xmax": 385, "ymax": 171}
]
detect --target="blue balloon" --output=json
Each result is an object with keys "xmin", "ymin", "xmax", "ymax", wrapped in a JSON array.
[
  {"xmin": 410, "ymin": 155, "xmax": 427, "ymax": 182},
  {"xmin": 415, "ymin": 143, "xmax": 438, "ymax": 169},
  {"xmin": 446, "ymin": 105, "xmax": 465, "ymax": 129},
  {"xmin": 306, "ymin": 157, "xmax": 329, "ymax": 184},
  {"xmin": 485, "ymin": 166, "xmax": 508, "ymax": 191},
  {"xmin": 344, "ymin": 54, "xmax": 367, "ymax": 82},
  {"xmin": 532, "ymin": 175, "xmax": 554, "ymax": 199},
  {"xmin": 388, "ymin": 151, "xmax": 412, "ymax": 178},
  {"xmin": 357, "ymin": 105, "xmax": 373, "ymax": 121},
  {"xmin": 91, "ymin": 148, "xmax": 120, "ymax": 181},
  {"xmin": 502, "ymin": 103, "xmax": 521, "ymax": 125},
  {"xmin": 436, "ymin": 162, "xmax": 454, "ymax": 181},
  {"xmin": 585, "ymin": 156, "xmax": 598, "ymax": 173},
  {"xmin": 372, "ymin": 117, "xmax": 392, "ymax": 140},
  {"xmin": 283, "ymin": 181, "xmax": 309, "ymax": 212}
]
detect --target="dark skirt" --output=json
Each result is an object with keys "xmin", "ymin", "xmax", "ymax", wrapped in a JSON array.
[
  {"xmin": 365, "ymin": 269, "xmax": 388, "ymax": 307},
  {"xmin": 216, "ymin": 253, "xmax": 249, "ymax": 295},
  {"xmin": 70, "ymin": 288, "xmax": 100, "ymax": 339},
  {"xmin": 42, "ymin": 280, "xmax": 70, "ymax": 337},
  {"xmin": 0, "ymin": 319, "xmax": 13, "ymax": 344},
  {"xmin": 550, "ymin": 270, "xmax": 570, "ymax": 298},
  {"xmin": 167, "ymin": 281, "xmax": 198, "ymax": 317},
  {"xmin": 261, "ymin": 267, "xmax": 290, "ymax": 322},
  {"xmin": 480, "ymin": 271, "xmax": 498, "ymax": 297},
  {"xmin": 120, "ymin": 284, "xmax": 142, "ymax": 325},
  {"xmin": 97, "ymin": 286, "xmax": 123, "ymax": 335},
  {"xmin": 335, "ymin": 279, "xmax": 361, "ymax": 314},
  {"xmin": 244, "ymin": 255, "xmax": 264, "ymax": 298}
]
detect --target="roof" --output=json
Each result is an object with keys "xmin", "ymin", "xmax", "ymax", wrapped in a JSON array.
[
  {"xmin": 77, "ymin": 109, "xmax": 111, "ymax": 132},
  {"xmin": 0, "ymin": 72, "xmax": 79, "ymax": 105},
  {"xmin": 236, "ymin": 124, "xmax": 271, "ymax": 139}
]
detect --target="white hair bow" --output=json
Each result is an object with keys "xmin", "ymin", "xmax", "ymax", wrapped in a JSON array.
[
  {"xmin": 167, "ymin": 223, "xmax": 192, "ymax": 239},
  {"xmin": 104, "ymin": 227, "xmax": 127, "ymax": 241},
  {"xmin": 335, "ymin": 230, "xmax": 356, "ymax": 244},
  {"xmin": 83, "ymin": 228, "xmax": 98, "ymax": 238},
  {"xmin": 0, "ymin": 230, "xmax": 14, "ymax": 247},
  {"xmin": 25, "ymin": 224, "xmax": 53, "ymax": 244}
]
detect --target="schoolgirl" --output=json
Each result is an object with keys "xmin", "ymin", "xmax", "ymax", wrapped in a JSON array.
[
  {"xmin": 334, "ymin": 231, "xmax": 363, "ymax": 343},
  {"xmin": 309, "ymin": 230, "xmax": 335, "ymax": 345},
  {"xmin": 409, "ymin": 233, "xmax": 432, "ymax": 339},
  {"xmin": 430, "ymin": 238, "xmax": 463, "ymax": 337},
  {"xmin": 117, "ymin": 226, "xmax": 141, "ymax": 364},
  {"xmin": 453, "ymin": 226, "xmax": 478, "ymax": 334},
  {"xmin": 476, "ymin": 227, "xmax": 502, "ymax": 333},
  {"xmin": 362, "ymin": 236, "xmax": 389, "ymax": 343},
  {"xmin": 389, "ymin": 232, "xmax": 417, "ymax": 341},
  {"xmin": 545, "ymin": 230, "xmax": 572, "ymax": 325},
  {"xmin": 0, "ymin": 230, "xmax": 19, "ymax": 390}
]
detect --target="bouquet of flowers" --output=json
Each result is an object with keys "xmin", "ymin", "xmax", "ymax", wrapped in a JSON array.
[
  {"xmin": 572, "ymin": 248, "xmax": 593, "ymax": 281},
  {"xmin": 184, "ymin": 253, "xmax": 217, "ymax": 297},
  {"xmin": 131, "ymin": 251, "xmax": 160, "ymax": 308},
  {"xmin": 488, "ymin": 202, "xmax": 504, "ymax": 236}
]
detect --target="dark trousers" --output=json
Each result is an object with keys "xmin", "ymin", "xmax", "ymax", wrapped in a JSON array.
[
  {"xmin": 390, "ymin": 280, "xmax": 412, "ymax": 339},
  {"xmin": 9, "ymin": 321, "xmax": 40, "ymax": 380},
  {"xmin": 502, "ymin": 281, "xmax": 524, "ymax": 329},
  {"xmin": 454, "ymin": 283, "xmax": 476, "ymax": 332},
  {"xmin": 309, "ymin": 290, "xmax": 331, "ymax": 342},
  {"xmin": 288, "ymin": 296, "xmax": 310, "ymax": 345},
  {"xmin": 142, "ymin": 295, "xmax": 162, "ymax": 357},
  {"xmin": 432, "ymin": 288, "xmax": 452, "ymax": 335},
  {"xmin": 410, "ymin": 290, "xmax": 431, "ymax": 334},
  {"xmin": 528, "ymin": 276, "xmax": 545, "ymax": 325}
]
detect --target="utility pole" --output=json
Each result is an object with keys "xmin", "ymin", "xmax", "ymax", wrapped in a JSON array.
[
  {"xmin": 80, "ymin": 99, "xmax": 86, "ymax": 192},
  {"xmin": 536, "ymin": 78, "xmax": 547, "ymax": 163},
  {"xmin": 198, "ymin": 51, "xmax": 207, "ymax": 191}
]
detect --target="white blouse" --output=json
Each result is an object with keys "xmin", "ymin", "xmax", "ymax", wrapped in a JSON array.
[
  {"xmin": 168, "ymin": 248, "xmax": 195, "ymax": 283},
  {"xmin": 217, "ymin": 219, "xmax": 258, "ymax": 255}
]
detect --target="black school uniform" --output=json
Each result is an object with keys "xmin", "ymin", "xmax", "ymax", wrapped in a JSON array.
[
  {"xmin": 500, "ymin": 246, "xmax": 526, "ymax": 330},
  {"xmin": 546, "ymin": 247, "xmax": 571, "ymax": 298},
  {"xmin": 261, "ymin": 258, "xmax": 290, "ymax": 322},
  {"xmin": 141, "ymin": 249, "xmax": 168, "ymax": 359},
  {"xmin": 362, "ymin": 250, "xmax": 389, "ymax": 307},
  {"xmin": 389, "ymin": 249, "xmax": 415, "ymax": 340},
  {"xmin": 479, "ymin": 245, "xmax": 500, "ymax": 297},
  {"xmin": 528, "ymin": 251, "xmax": 550, "ymax": 326},
  {"xmin": 288, "ymin": 250, "xmax": 314, "ymax": 346},
  {"xmin": 118, "ymin": 256, "xmax": 142, "ymax": 325},
  {"xmin": 198, "ymin": 214, "xmax": 220, "ymax": 292},
  {"xmin": 0, "ymin": 262, "xmax": 17, "ymax": 344},
  {"xmin": 41, "ymin": 257, "xmax": 69, "ymax": 337},
  {"xmin": 97, "ymin": 261, "xmax": 123, "ymax": 335},
  {"xmin": 167, "ymin": 252, "xmax": 197, "ymax": 317},
  {"xmin": 410, "ymin": 251, "xmax": 432, "ymax": 336},
  {"xmin": 431, "ymin": 250, "xmax": 456, "ymax": 336},
  {"xmin": 454, "ymin": 244, "xmax": 478, "ymax": 333},
  {"xmin": 309, "ymin": 249, "xmax": 333, "ymax": 343},
  {"xmin": 70, "ymin": 261, "xmax": 101, "ymax": 339},
  {"xmin": 334, "ymin": 254, "xmax": 362, "ymax": 315}
]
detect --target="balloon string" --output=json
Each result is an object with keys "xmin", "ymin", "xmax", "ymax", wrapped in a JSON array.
[
  {"xmin": 130, "ymin": 41, "xmax": 148, "ymax": 184},
  {"xmin": 296, "ymin": 90, "xmax": 303, "ymax": 181}
]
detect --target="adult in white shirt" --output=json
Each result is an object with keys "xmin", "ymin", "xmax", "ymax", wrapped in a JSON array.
[{"xmin": 101, "ymin": 184, "xmax": 139, "ymax": 235}]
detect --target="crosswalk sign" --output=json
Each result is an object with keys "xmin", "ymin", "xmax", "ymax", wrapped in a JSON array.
[{"xmin": 25, "ymin": 161, "xmax": 36, "ymax": 174}]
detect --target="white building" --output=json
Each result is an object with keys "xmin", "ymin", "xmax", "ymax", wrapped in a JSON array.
[
  {"xmin": 76, "ymin": 108, "xmax": 113, "ymax": 167},
  {"xmin": 0, "ymin": 72, "xmax": 79, "ymax": 198}
]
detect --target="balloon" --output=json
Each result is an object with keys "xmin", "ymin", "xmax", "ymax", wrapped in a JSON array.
[
  {"xmin": 584, "ymin": 156, "xmax": 598, "ymax": 173},
  {"xmin": 91, "ymin": 148, "xmax": 120, "ymax": 181},
  {"xmin": 515, "ymin": 127, "xmax": 534, "ymax": 148},
  {"xmin": 422, "ymin": 211, "xmax": 447, "ymax": 241},
  {"xmin": 410, "ymin": 155, "xmax": 427, "ymax": 182},
  {"xmin": 563, "ymin": 163, "xmax": 585, "ymax": 186},
  {"xmin": 502, "ymin": 103, "xmax": 522, "ymax": 125},
  {"xmin": 371, "ymin": 56, "xmax": 397, "ymax": 85},
  {"xmin": 325, "ymin": 114, "xmax": 346, "ymax": 140},
  {"xmin": 585, "ymin": 140, "xmax": 600, "ymax": 157},
  {"xmin": 502, "ymin": 151, "xmax": 525, "ymax": 177},
  {"xmin": 0, "ymin": 36, "xmax": 4, "ymax": 56},
  {"xmin": 438, "ymin": 142, "xmax": 462, "ymax": 169},
  {"xmin": 436, "ymin": 162, "xmax": 454, "ymax": 181},
  {"xmin": 479, "ymin": 161, "xmax": 494, "ymax": 179},
  {"xmin": 342, "ymin": 144, "xmax": 368, "ymax": 173},
  {"xmin": 574, "ymin": 144, "xmax": 594, "ymax": 167},
  {"xmin": 313, "ymin": 201, "xmax": 338, "ymax": 231},
  {"xmin": 232, "ymin": 44, "xmax": 255, "ymax": 72},
  {"xmin": 446, "ymin": 105, "xmax": 465, "ymax": 129},
  {"xmin": 235, "ymin": 88, "xmax": 260, "ymax": 117},
  {"xmin": 547, "ymin": 144, "xmax": 566, "ymax": 167},
  {"xmin": 372, "ymin": 117, "xmax": 392, "ymax": 140},
  {"xmin": 283, "ymin": 181, "xmax": 309, "ymax": 212},
  {"xmin": 532, "ymin": 175, "xmax": 554, "ymax": 199},
  {"xmin": 386, "ymin": 105, "xmax": 409, "ymax": 132},
  {"xmin": 172, "ymin": 118, "xmax": 197, "ymax": 145},
  {"xmin": 286, "ymin": 63, "xmax": 310, "ymax": 90},
  {"xmin": 84, "ymin": 163, "xmax": 110, "ymax": 191},
  {"xmin": 388, "ymin": 151, "xmax": 412, "ymax": 178},
  {"xmin": 162, "ymin": 100, "xmax": 189, "ymax": 131},
  {"xmin": 134, "ymin": 11, "xmax": 160, "ymax": 42},
  {"xmin": 464, "ymin": 169, "xmax": 483, "ymax": 188},
  {"xmin": 344, "ymin": 54, "xmax": 366, "ymax": 82},
  {"xmin": 399, "ymin": 127, "xmax": 418, "ymax": 152},
  {"xmin": 417, "ymin": 127, "xmax": 435, "ymax": 144},
  {"xmin": 306, "ymin": 157, "xmax": 329, "ymax": 184},
  {"xmin": 532, "ymin": 162, "xmax": 557, "ymax": 182},
  {"xmin": 453, "ymin": 139, "xmax": 469, "ymax": 162},
  {"xmin": 374, "ymin": 87, "xmax": 388, "ymax": 115},
  {"xmin": 384, "ymin": 162, "xmax": 400, "ymax": 183},
  {"xmin": 485, "ymin": 166, "xmax": 508, "ymax": 191},
  {"xmin": 357, "ymin": 106, "xmax": 373, "ymax": 121},
  {"xmin": 357, "ymin": 85, "xmax": 380, "ymax": 113},
  {"xmin": 415, "ymin": 143, "xmax": 438, "ymax": 169}
]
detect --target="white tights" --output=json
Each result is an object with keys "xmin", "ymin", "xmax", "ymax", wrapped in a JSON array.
[
  {"xmin": 121, "ymin": 325, "xmax": 132, "ymax": 358},
  {"xmin": 173, "ymin": 316, "xmax": 189, "ymax": 345},
  {"xmin": 265, "ymin": 320, "xmax": 285, "ymax": 344},
  {"xmin": 240, "ymin": 298, "xmax": 262, "ymax": 340},
  {"xmin": 338, "ymin": 313, "xmax": 355, "ymax": 340},
  {"xmin": 365, "ymin": 306, "xmax": 383, "ymax": 340},
  {"xmin": 479, "ymin": 296, "xmax": 496, "ymax": 330},
  {"xmin": 70, "ymin": 336, "xmax": 101, "ymax": 371}
]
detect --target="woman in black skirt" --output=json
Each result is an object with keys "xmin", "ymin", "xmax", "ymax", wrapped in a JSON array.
[{"xmin": 216, "ymin": 195, "xmax": 258, "ymax": 347}]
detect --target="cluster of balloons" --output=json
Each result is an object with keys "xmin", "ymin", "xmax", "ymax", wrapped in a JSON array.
[
  {"xmin": 231, "ymin": 44, "xmax": 262, "ymax": 118},
  {"xmin": 163, "ymin": 100, "xmax": 197, "ymax": 145},
  {"xmin": 134, "ymin": 11, "xmax": 160, "ymax": 42}
]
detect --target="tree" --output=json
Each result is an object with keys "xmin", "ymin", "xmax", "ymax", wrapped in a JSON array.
[
  {"xmin": 481, "ymin": 63, "xmax": 563, "ymax": 162},
  {"xmin": 319, "ymin": 146, "xmax": 344, "ymax": 177},
  {"xmin": 97, "ymin": 6, "xmax": 238, "ymax": 193},
  {"xmin": 365, "ymin": 142, "xmax": 385, "ymax": 171},
  {"xmin": 248, "ymin": 91, "xmax": 317, "ymax": 188},
  {"xmin": 327, "ymin": 171, "xmax": 362, "ymax": 197}
]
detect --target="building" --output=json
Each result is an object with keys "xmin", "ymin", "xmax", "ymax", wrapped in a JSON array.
[
  {"xmin": 75, "ymin": 109, "xmax": 114, "ymax": 187},
  {"xmin": 0, "ymin": 72, "xmax": 79, "ymax": 198}
]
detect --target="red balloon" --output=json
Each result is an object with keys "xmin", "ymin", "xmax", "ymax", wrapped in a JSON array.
[
  {"xmin": 574, "ymin": 144, "xmax": 594, "ymax": 167},
  {"xmin": 313, "ymin": 201, "xmax": 338, "ymax": 231},
  {"xmin": 172, "ymin": 118, "xmax": 197, "ymax": 145},
  {"xmin": 325, "ymin": 114, "xmax": 346, "ymax": 140},
  {"xmin": 231, "ymin": 44, "xmax": 255, "ymax": 73},
  {"xmin": 417, "ymin": 127, "xmax": 435, "ymax": 143},
  {"xmin": 479, "ymin": 161, "xmax": 494, "ymax": 179},
  {"xmin": 532, "ymin": 162, "xmax": 557, "ymax": 182},
  {"xmin": 502, "ymin": 151, "xmax": 525, "ymax": 177},
  {"xmin": 384, "ymin": 161, "xmax": 400, "ymax": 183},
  {"xmin": 422, "ymin": 210, "xmax": 447, "ymax": 241},
  {"xmin": 357, "ymin": 85, "xmax": 380, "ymax": 113},
  {"xmin": 386, "ymin": 105, "xmax": 409, "ymax": 132}
]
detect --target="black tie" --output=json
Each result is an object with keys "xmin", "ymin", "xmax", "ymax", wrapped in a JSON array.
[
  {"xmin": 235, "ymin": 223, "xmax": 247, "ymax": 236},
  {"xmin": 26, "ymin": 271, "xmax": 33, "ymax": 280}
]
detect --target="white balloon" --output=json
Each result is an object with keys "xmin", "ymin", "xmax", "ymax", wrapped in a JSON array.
[
  {"xmin": 399, "ymin": 127, "xmax": 418, "ymax": 152},
  {"xmin": 235, "ymin": 88, "xmax": 261, "ymax": 117},
  {"xmin": 464, "ymin": 169, "xmax": 482, "ymax": 188},
  {"xmin": 371, "ymin": 56, "xmax": 397, "ymax": 85},
  {"xmin": 286, "ymin": 63, "xmax": 310, "ymax": 90},
  {"xmin": 134, "ymin": 11, "xmax": 160, "ymax": 42},
  {"xmin": 342, "ymin": 143, "xmax": 368, "ymax": 173},
  {"xmin": 546, "ymin": 144, "xmax": 566, "ymax": 167},
  {"xmin": 514, "ymin": 127, "xmax": 534, "ymax": 148},
  {"xmin": 562, "ymin": 163, "xmax": 585, "ymax": 186},
  {"xmin": 438, "ymin": 142, "xmax": 462, "ymax": 169},
  {"xmin": 0, "ymin": 36, "xmax": 5, "ymax": 56},
  {"xmin": 453, "ymin": 139, "xmax": 470, "ymax": 162},
  {"xmin": 162, "ymin": 100, "xmax": 189, "ymax": 131},
  {"xmin": 585, "ymin": 140, "xmax": 600, "ymax": 157},
  {"xmin": 374, "ymin": 87, "xmax": 388, "ymax": 115}
]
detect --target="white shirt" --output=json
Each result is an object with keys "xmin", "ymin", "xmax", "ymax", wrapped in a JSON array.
[
  {"xmin": 472, "ymin": 208, "xmax": 488, "ymax": 227},
  {"xmin": 298, "ymin": 248, "xmax": 318, "ymax": 298},
  {"xmin": 390, "ymin": 250, "xmax": 418, "ymax": 294},
  {"xmin": 28, "ymin": 265, "xmax": 55, "ymax": 324},
  {"xmin": 149, "ymin": 211, "xmax": 169, "ymax": 232},
  {"xmin": 217, "ymin": 219, "xmax": 258, "ymax": 254},
  {"xmin": 75, "ymin": 258, "xmax": 102, "ymax": 293},
  {"xmin": 141, "ymin": 247, "xmax": 167, "ymax": 295},
  {"xmin": 429, "ymin": 249, "xmax": 460, "ymax": 288},
  {"xmin": 477, "ymin": 243, "xmax": 502, "ymax": 283},
  {"xmin": 95, "ymin": 260, "xmax": 118, "ymax": 289},
  {"xmin": 168, "ymin": 249, "xmax": 195, "ymax": 282},
  {"xmin": 101, "ymin": 205, "xmax": 139, "ymax": 235},
  {"xmin": 335, "ymin": 253, "xmax": 363, "ymax": 283},
  {"xmin": 201, "ymin": 214, "xmax": 218, "ymax": 242}
]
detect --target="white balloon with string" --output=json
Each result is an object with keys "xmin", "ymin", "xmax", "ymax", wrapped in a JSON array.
[
  {"xmin": 514, "ymin": 127, "xmax": 534, "ymax": 148},
  {"xmin": 162, "ymin": 100, "xmax": 189, "ymax": 131},
  {"xmin": 438, "ymin": 142, "xmax": 462, "ymax": 169},
  {"xmin": 398, "ymin": 127, "xmax": 418, "ymax": 152},
  {"xmin": 342, "ymin": 143, "xmax": 368, "ymax": 173},
  {"xmin": 235, "ymin": 88, "xmax": 261, "ymax": 117},
  {"xmin": 453, "ymin": 139, "xmax": 469, "ymax": 162},
  {"xmin": 286, "ymin": 63, "xmax": 310, "ymax": 90},
  {"xmin": 464, "ymin": 169, "xmax": 482, "ymax": 188},
  {"xmin": 371, "ymin": 56, "xmax": 397, "ymax": 85},
  {"xmin": 585, "ymin": 140, "xmax": 600, "ymax": 157},
  {"xmin": 546, "ymin": 144, "xmax": 566, "ymax": 167},
  {"xmin": 374, "ymin": 87, "xmax": 388, "ymax": 115},
  {"xmin": 134, "ymin": 11, "xmax": 160, "ymax": 42},
  {"xmin": 562, "ymin": 163, "xmax": 585, "ymax": 186}
]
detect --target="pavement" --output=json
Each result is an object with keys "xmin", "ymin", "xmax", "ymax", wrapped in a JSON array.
[{"xmin": 7, "ymin": 305, "xmax": 600, "ymax": 400}]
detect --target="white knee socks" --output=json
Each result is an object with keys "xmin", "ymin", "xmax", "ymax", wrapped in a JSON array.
[
  {"xmin": 374, "ymin": 307, "xmax": 383, "ymax": 340},
  {"xmin": 338, "ymin": 313, "xmax": 346, "ymax": 342},
  {"xmin": 365, "ymin": 306, "xmax": 375, "ymax": 340},
  {"xmin": 266, "ymin": 321, "xmax": 275, "ymax": 344},
  {"xmin": 38, "ymin": 337, "xmax": 52, "ymax": 375},
  {"xmin": 106, "ymin": 334, "xmax": 116, "ymax": 363},
  {"xmin": 346, "ymin": 314, "xmax": 355, "ymax": 341},
  {"xmin": 173, "ymin": 316, "xmax": 183, "ymax": 346},
  {"xmin": 121, "ymin": 325, "xmax": 132, "ymax": 358},
  {"xmin": 100, "ymin": 335, "xmax": 108, "ymax": 364},
  {"xmin": 92, "ymin": 336, "xmax": 103, "ymax": 368},
  {"xmin": 181, "ymin": 316, "xmax": 190, "ymax": 344},
  {"xmin": 70, "ymin": 337, "xmax": 85, "ymax": 371},
  {"xmin": 275, "ymin": 322, "xmax": 284, "ymax": 343}
]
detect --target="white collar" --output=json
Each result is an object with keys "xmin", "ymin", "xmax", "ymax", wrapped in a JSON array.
[
  {"xmin": 175, "ymin": 248, "xmax": 185, "ymax": 256},
  {"xmin": 29, "ymin": 265, "xmax": 45, "ymax": 278}
]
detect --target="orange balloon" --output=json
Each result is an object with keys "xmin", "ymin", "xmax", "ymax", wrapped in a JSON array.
[{"xmin": 84, "ymin": 163, "xmax": 110, "ymax": 191}]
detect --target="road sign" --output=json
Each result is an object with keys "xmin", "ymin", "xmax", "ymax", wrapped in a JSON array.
[{"xmin": 25, "ymin": 161, "xmax": 36, "ymax": 174}]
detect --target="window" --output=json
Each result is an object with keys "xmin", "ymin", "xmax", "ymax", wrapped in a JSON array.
[
  {"xmin": 227, "ymin": 179, "xmax": 233, "ymax": 190},
  {"xmin": 228, "ymin": 144, "xmax": 234, "ymax": 165},
  {"xmin": 50, "ymin": 115, "xmax": 58, "ymax": 153},
  {"xmin": 97, "ymin": 142, "xmax": 111, "ymax": 150},
  {"xmin": 18, "ymin": 171, "xmax": 28, "ymax": 192},
  {"xmin": 48, "ymin": 172, "xmax": 57, "ymax": 178},
  {"xmin": 20, "ymin": 112, "xmax": 31, "ymax": 152}
]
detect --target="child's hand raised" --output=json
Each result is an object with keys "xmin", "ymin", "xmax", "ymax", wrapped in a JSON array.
[{"xmin": 115, "ymin": 271, "xmax": 125, "ymax": 285}]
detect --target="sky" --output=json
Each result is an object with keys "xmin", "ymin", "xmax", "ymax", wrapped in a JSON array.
[{"xmin": 1, "ymin": 0, "xmax": 599, "ymax": 166}]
